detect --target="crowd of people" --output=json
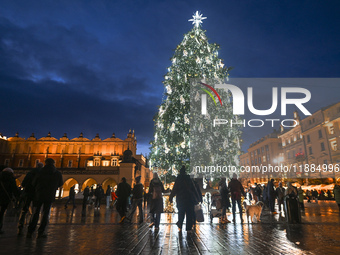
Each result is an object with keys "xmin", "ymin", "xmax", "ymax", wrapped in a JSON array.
[{"xmin": 1, "ymin": 161, "xmax": 340, "ymax": 238}]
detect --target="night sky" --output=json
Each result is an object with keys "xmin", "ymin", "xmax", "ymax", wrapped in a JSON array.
[{"xmin": 1, "ymin": 0, "xmax": 340, "ymax": 156}]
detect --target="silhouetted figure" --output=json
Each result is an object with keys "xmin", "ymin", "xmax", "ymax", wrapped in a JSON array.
[
  {"xmin": 82, "ymin": 186, "xmax": 90, "ymax": 213},
  {"xmin": 94, "ymin": 184, "xmax": 104, "ymax": 209},
  {"xmin": 126, "ymin": 176, "xmax": 144, "ymax": 223},
  {"xmin": 116, "ymin": 177, "xmax": 131, "ymax": 223},
  {"xmin": 219, "ymin": 177, "xmax": 231, "ymax": 223},
  {"xmin": 334, "ymin": 184, "xmax": 340, "ymax": 210},
  {"xmin": 229, "ymin": 173, "xmax": 245, "ymax": 223},
  {"xmin": 0, "ymin": 168, "xmax": 19, "ymax": 234},
  {"xmin": 106, "ymin": 185, "xmax": 111, "ymax": 209},
  {"xmin": 17, "ymin": 163, "xmax": 43, "ymax": 235},
  {"xmin": 276, "ymin": 182, "xmax": 285, "ymax": 212},
  {"xmin": 27, "ymin": 158, "xmax": 63, "ymax": 238},
  {"xmin": 169, "ymin": 166, "xmax": 199, "ymax": 232},
  {"xmin": 267, "ymin": 179, "xmax": 277, "ymax": 214},
  {"xmin": 65, "ymin": 185, "xmax": 76, "ymax": 208},
  {"xmin": 149, "ymin": 172, "xmax": 166, "ymax": 231}
]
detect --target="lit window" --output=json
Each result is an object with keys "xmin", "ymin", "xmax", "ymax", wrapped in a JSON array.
[
  {"xmin": 94, "ymin": 159, "xmax": 100, "ymax": 166},
  {"xmin": 112, "ymin": 158, "xmax": 118, "ymax": 166},
  {"xmin": 103, "ymin": 161, "xmax": 109, "ymax": 167},
  {"xmin": 263, "ymin": 155, "xmax": 266, "ymax": 162},
  {"xmin": 331, "ymin": 140, "xmax": 337, "ymax": 151},
  {"xmin": 329, "ymin": 126, "xmax": 334, "ymax": 135},
  {"xmin": 87, "ymin": 161, "xmax": 93, "ymax": 167}
]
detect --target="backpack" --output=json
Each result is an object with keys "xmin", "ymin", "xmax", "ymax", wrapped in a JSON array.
[{"xmin": 152, "ymin": 185, "xmax": 162, "ymax": 199}]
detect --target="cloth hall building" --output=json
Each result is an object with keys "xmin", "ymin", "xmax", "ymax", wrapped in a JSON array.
[{"xmin": 0, "ymin": 130, "xmax": 151, "ymax": 197}]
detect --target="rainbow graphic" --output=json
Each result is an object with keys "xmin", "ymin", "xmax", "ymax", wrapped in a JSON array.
[{"xmin": 200, "ymin": 82, "xmax": 222, "ymax": 106}]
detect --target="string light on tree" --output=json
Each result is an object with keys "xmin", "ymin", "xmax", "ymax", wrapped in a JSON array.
[{"xmin": 150, "ymin": 12, "xmax": 242, "ymax": 176}]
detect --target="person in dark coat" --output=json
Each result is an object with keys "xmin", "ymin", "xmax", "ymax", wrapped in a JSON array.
[
  {"xmin": 169, "ymin": 166, "xmax": 198, "ymax": 232},
  {"xmin": 126, "ymin": 176, "xmax": 144, "ymax": 223},
  {"xmin": 17, "ymin": 163, "xmax": 43, "ymax": 235},
  {"xmin": 65, "ymin": 185, "xmax": 76, "ymax": 208},
  {"xmin": 219, "ymin": 177, "xmax": 231, "ymax": 223},
  {"xmin": 82, "ymin": 186, "xmax": 90, "ymax": 213},
  {"xmin": 276, "ymin": 182, "xmax": 285, "ymax": 213},
  {"xmin": 192, "ymin": 177, "xmax": 203, "ymax": 227},
  {"xmin": 149, "ymin": 172, "xmax": 166, "ymax": 230},
  {"xmin": 94, "ymin": 184, "xmax": 104, "ymax": 209},
  {"xmin": 27, "ymin": 158, "xmax": 63, "ymax": 238},
  {"xmin": 228, "ymin": 173, "xmax": 245, "ymax": 223},
  {"xmin": 116, "ymin": 177, "xmax": 131, "ymax": 223},
  {"xmin": 0, "ymin": 168, "xmax": 19, "ymax": 234},
  {"xmin": 267, "ymin": 179, "xmax": 277, "ymax": 214}
]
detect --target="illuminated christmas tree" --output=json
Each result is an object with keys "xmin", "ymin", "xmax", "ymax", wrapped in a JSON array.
[{"xmin": 150, "ymin": 12, "xmax": 242, "ymax": 177}]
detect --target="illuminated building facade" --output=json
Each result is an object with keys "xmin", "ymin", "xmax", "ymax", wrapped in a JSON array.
[{"xmin": 0, "ymin": 131, "xmax": 151, "ymax": 197}]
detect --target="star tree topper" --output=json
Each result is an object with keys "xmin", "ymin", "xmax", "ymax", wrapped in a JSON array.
[{"xmin": 188, "ymin": 11, "xmax": 207, "ymax": 28}]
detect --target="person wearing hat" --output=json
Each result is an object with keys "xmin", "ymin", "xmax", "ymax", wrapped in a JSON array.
[
  {"xmin": 27, "ymin": 158, "xmax": 63, "ymax": 238},
  {"xmin": 0, "ymin": 168, "xmax": 19, "ymax": 234},
  {"xmin": 126, "ymin": 176, "xmax": 144, "ymax": 223}
]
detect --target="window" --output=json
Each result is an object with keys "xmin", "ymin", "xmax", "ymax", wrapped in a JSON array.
[
  {"xmin": 307, "ymin": 135, "xmax": 310, "ymax": 143},
  {"xmin": 329, "ymin": 125, "xmax": 334, "ymax": 134},
  {"xmin": 87, "ymin": 161, "xmax": 93, "ymax": 167},
  {"xmin": 35, "ymin": 159, "xmax": 40, "ymax": 167},
  {"xmin": 309, "ymin": 147, "xmax": 313, "ymax": 155},
  {"xmin": 321, "ymin": 142, "xmax": 325, "ymax": 151},
  {"xmin": 255, "ymin": 159, "xmax": 257, "ymax": 164},
  {"xmin": 254, "ymin": 150, "xmax": 257, "ymax": 156},
  {"xmin": 18, "ymin": 159, "xmax": 24, "ymax": 167},
  {"xmin": 331, "ymin": 140, "xmax": 337, "ymax": 151},
  {"xmin": 324, "ymin": 160, "xmax": 328, "ymax": 164},
  {"xmin": 263, "ymin": 155, "xmax": 266, "ymax": 162},
  {"xmin": 4, "ymin": 159, "xmax": 9, "ymax": 166},
  {"xmin": 251, "ymin": 152, "xmax": 253, "ymax": 157},
  {"xmin": 112, "ymin": 158, "xmax": 118, "ymax": 166},
  {"xmin": 102, "ymin": 161, "xmax": 109, "ymax": 167},
  {"xmin": 68, "ymin": 160, "xmax": 73, "ymax": 168},
  {"xmin": 265, "ymin": 145, "xmax": 269, "ymax": 151},
  {"xmin": 94, "ymin": 158, "xmax": 100, "ymax": 166},
  {"xmin": 258, "ymin": 157, "xmax": 261, "ymax": 164},
  {"xmin": 318, "ymin": 130, "xmax": 323, "ymax": 139},
  {"xmin": 257, "ymin": 149, "xmax": 260, "ymax": 155},
  {"xmin": 267, "ymin": 155, "xmax": 270, "ymax": 161},
  {"xmin": 247, "ymin": 159, "xmax": 249, "ymax": 164},
  {"xmin": 261, "ymin": 147, "xmax": 264, "ymax": 153}
]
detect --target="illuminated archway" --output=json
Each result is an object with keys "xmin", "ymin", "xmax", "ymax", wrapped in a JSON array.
[
  {"xmin": 82, "ymin": 178, "xmax": 98, "ymax": 191},
  {"xmin": 102, "ymin": 178, "xmax": 118, "ymax": 191},
  {"xmin": 62, "ymin": 178, "xmax": 79, "ymax": 198}
]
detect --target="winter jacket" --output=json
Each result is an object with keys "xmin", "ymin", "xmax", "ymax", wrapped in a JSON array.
[
  {"xmin": 228, "ymin": 178, "xmax": 245, "ymax": 200},
  {"xmin": 33, "ymin": 164, "xmax": 63, "ymax": 203},
  {"xmin": 132, "ymin": 183, "xmax": 144, "ymax": 199},
  {"xmin": 22, "ymin": 167, "xmax": 41, "ymax": 199},
  {"xmin": 0, "ymin": 171, "xmax": 19, "ymax": 205},
  {"xmin": 149, "ymin": 178, "xmax": 165, "ymax": 213},
  {"xmin": 116, "ymin": 182, "xmax": 131, "ymax": 199},
  {"xmin": 169, "ymin": 174, "xmax": 198, "ymax": 208}
]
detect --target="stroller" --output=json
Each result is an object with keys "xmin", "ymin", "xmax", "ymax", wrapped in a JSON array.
[{"xmin": 209, "ymin": 192, "xmax": 223, "ymax": 223}]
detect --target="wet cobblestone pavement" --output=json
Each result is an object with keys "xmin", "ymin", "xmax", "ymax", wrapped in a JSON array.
[{"xmin": 0, "ymin": 201, "xmax": 339, "ymax": 254}]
